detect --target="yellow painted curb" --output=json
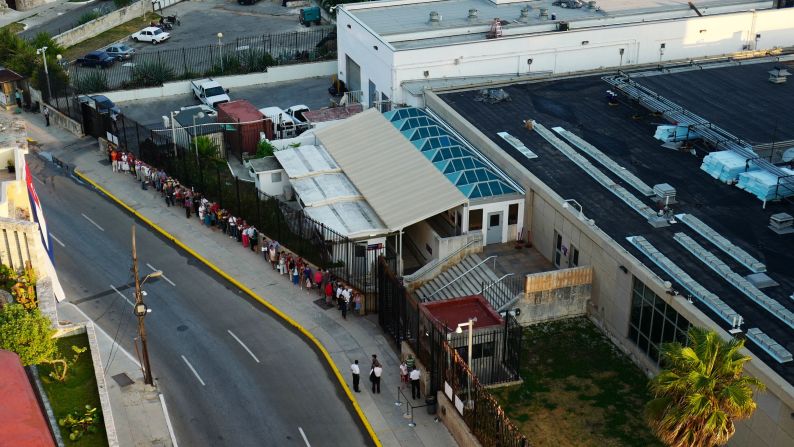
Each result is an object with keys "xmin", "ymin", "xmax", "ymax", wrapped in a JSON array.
[{"xmin": 74, "ymin": 169, "xmax": 382, "ymax": 447}]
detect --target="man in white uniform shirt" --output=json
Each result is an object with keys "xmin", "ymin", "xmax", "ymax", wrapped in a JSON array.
[
  {"xmin": 351, "ymin": 360, "xmax": 360, "ymax": 392},
  {"xmin": 410, "ymin": 367, "xmax": 421, "ymax": 400}
]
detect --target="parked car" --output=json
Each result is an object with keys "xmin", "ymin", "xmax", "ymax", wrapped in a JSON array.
[
  {"xmin": 131, "ymin": 27, "xmax": 171, "ymax": 44},
  {"xmin": 79, "ymin": 94, "xmax": 121, "ymax": 118},
  {"xmin": 76, "ymin": 51, "xmax": 116, "ymax": 68},
  {"xmin": 104, "ymin": 44, "xmax": 135, "ymax": 60},
  {"xmin": 552, "ymin": 0, "xmax": 583, "ymax": 8},
  {"xmin": 190, "ymin": 78, "xmax": 231, "ymax": 108}
]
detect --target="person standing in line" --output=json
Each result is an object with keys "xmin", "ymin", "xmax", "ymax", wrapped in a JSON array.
[
  {"xmin": 351, "ymin": 360, "xmax": 361, "ymax": 392},
  {"xmin": 410, "ymin": 367, "xmax": 421, "ymax": 400},
  {"xmin": 406, "ymin": 354, "xmax": 416, "ymax": 371},
  {"xmin": 341, "ymin": 292, "xmax": 349, "ymax": 319},
  {"xmin": 14, "ymin": 90, "xmax": 22, "ymax": 108},
  {"xmin": 314, "ymin": 269, "xmax": 323, "ymax": 296},
  {"xmin": 42, "ymin": 106, "xmax": 50, "ymax": 126},
  {"xmin": 399, "ymin": 361, "xmax": 408, "ymax": 389},
  {"xmin": 324, "ymin": 280, "xmax": 333, "ymax": 306},
  {"xmin": 110, "ymin": 148, "xmax": 119, "ymax": 172},
  {"xmin": 372, "ymin": 363, "xmax": 383, "ymax": 394},
  {"xmin": 184, "ymin": 195, "xmax": 192, "ymax": 218},
  {"xmin": 291, "ymin": 264, "xmax": 299, "ymax": 288}
]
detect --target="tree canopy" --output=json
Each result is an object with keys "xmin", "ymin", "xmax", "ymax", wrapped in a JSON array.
[{"xmin": 0, "ymin": 303, "xmax": 57, "ymax": 366}]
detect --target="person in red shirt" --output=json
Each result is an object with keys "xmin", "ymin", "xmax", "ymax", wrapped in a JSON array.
[{"xmin": 324, "ymin": 281, "xmax": 333, "ymax": 306}]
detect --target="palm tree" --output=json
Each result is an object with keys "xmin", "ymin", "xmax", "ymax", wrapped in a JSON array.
[{"xmin": 645, "ymin": 327, "xmax": 765, "ymax": 447}]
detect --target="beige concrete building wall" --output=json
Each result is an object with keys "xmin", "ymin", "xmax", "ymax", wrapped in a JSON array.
[{"xmin": 425, "ymin": 89, "xmax": 794, "ymax": 447}]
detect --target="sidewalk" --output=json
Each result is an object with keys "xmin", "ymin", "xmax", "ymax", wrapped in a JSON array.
[
  {"xmin": 58, "ymin": 303, "xmax": 176, "ymax": 447},
  {"xmin": 21, "ymin": 112, "xmax": 457, "ymax": 447}
]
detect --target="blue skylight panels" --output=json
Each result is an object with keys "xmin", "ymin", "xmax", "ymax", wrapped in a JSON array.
[{"xmin": 384, "ymin": 107, "xmax": 520, "ymax": 199}]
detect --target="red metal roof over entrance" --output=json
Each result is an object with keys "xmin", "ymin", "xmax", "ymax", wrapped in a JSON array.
[
  {"xmin": 0, "ymin": 350, "xmax": 56, "ymax": 447},
  {"xmin": 421, "ymin": 295, "xmax": 504, "ymax": 330}
]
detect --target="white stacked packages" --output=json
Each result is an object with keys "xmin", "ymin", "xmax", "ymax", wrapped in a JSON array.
[
  {"xmin": 737, "ymin": 167, "xmax": 794, "ymax": 201},
  {"xmin": 701, "ymin": 151, "xmax": 751, "ymax": 183}
]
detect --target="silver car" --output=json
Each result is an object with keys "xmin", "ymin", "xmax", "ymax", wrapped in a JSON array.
[{"xmin": 105, "ymin": 44, "xmax": 136, "ymax": 61}]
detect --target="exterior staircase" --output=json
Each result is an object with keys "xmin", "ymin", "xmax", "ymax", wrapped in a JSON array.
[{"xmin": 415, "ymin": 254, "xmax": 518, "ymax": 310}]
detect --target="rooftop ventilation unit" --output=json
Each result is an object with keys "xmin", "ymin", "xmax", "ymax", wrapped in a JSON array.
[
  {"xmin": 769, "ymin": 212, "xmax": 794, "ymax": 234},
  {"xmin": 539, "ymin": 7, "xmax": 549, "ymax": 19},
  {"xmin": 768, "ymin": 66, "xmax": 791, "ymax": 84},
  {"xmin": 429, "ymin": 11, "xmax": 441, "ymax": 23},
  {"xmin": 518, "ymin": 6, "xmax": 531, "ymax": 22},
  {"xmin": 653, "ymin": 183, "xmax": 677, "ymax": 206},
  {"xmin": 468, "ymin": 8, "xmax": 479, "ymax": 20},
  {"xmin": 587, "ymin": 1, "xmax": 597, "ymax": 8}
]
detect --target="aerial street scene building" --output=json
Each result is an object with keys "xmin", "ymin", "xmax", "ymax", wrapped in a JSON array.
[{"xmin": 1, "ymin": 0, "xmax": 793, "ymax": 446}]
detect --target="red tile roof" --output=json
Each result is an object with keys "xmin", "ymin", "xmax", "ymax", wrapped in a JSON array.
[
  {"xmin": 421, "ymin": 295, "xmax": 504, "ymax": 330},
  {"xmin": 0, "ymin": 350, "xmax": 56, "ymax": 447}
]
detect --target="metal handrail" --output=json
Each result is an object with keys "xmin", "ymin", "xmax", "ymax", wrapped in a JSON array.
[
  {"xmin": 480, "ymin": 273, "xmax": 514, "ymax": 294},
  {"xmin": 403, "ymin": 233, "xmax": 482, "ymax": 283},
  {"xmin": 426, "ymin": 255, "xmax": 496, "ymax": 300}
]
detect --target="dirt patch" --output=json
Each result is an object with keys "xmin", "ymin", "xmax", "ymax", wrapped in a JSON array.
[{"xmin": 492, "ymin": 317, "xmax": 663, "ymax": 447}]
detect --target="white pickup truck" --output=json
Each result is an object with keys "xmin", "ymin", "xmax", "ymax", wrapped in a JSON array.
[{"xmin": 190, "ymin": 78, "xmax": 230, "ymax": 109}]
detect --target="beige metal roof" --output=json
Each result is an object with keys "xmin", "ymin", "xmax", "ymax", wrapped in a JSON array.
[{"xmin": 314, "ymin": 108, "xmax": 467, "ymax": 231}]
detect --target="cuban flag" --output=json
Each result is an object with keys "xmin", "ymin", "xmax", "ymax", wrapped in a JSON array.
[{"xmin": 24, "ymin": 163, "xmax": 64, "ymax": 301}]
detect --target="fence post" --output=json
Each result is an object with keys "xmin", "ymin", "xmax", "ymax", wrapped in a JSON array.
[
  {"xmin": 235, "ymin": 176, "xmax": 241, "ymax": 216},
  {"xmin": 217, "ymin": 166, "xmax": 222, "ymax": 209},
  {"xmin": 182, "ymin": 48, "xmax": 188, "ymax": 77}
]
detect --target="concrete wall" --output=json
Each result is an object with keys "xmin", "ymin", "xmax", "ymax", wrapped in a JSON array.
[
  {"xmin": 54, "ymin": 0, "xmax": 156, "ymax": 48},
  {"xmin": 517, "ymin": 266, "xmax": 592, "ymax": 325},
  {"xmin": 12, "ymin": 0, "xmax": 51, "ymax": 12},
  {"xmin": 407, "ymin": 220, "xmax": 437, "ymax": 261},
  {"xmin": 425, "ymin": 90, "xmax": 794, "ymax": 447},
  {"xmin": 0, "ymin": 217, "xmax": 41, "ymax": 273},
  {"xmin": 99, "ymin": 61, "xmax": 337, "ymax": 103},
  {"xmin": 47, "ymin": 107, "xmax": 85, "ymax": 138},
  {"xmin": 341, "ymin": 7, "xmax": 794, "ymax": 105},
  {"xmin": 468, "ymin": 198, "xmax": 523, "ymax": 245}
]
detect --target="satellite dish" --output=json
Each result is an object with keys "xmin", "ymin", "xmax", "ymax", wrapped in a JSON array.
[{"xmin": 782, "ymin": 147, "xmax": 794, "ymax": 163}]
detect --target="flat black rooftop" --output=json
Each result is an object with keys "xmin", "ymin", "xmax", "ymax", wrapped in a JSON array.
[
  {"xmin": 632, "ymin": 61, "xmax": 794, "ymax": 144},
  {"xmin": 440, "ymin": 62, "xmax": 794, "ymax": 385}
]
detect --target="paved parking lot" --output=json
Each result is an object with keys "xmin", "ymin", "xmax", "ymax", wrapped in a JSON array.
[
  {"xmin": 122, "ymin": 0, "xmax": 316, "ymax": 55},
  {"xmin": 118, "ymin": 76, "xmax": 334, "ymax": 128}
]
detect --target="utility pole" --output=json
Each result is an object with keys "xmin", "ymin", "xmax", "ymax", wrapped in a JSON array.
[{"xmin": 132, "ymin": 225, "xmax": 162, "ymax": 386}]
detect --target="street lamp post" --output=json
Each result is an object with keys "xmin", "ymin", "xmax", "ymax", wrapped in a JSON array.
[
  {"xmin": 36, "ymin": 46, "xmax": 52, "ymax": 102},
  {"xmin": 456, "ymin": 317, "xmax": 477, "ymax": 409},
  {"xmin": 217, "ymin": 32, "xmax": 224, "ymax": 73},
  {"xmin": 193, "ymin": 111, "xmax": 205, "ymax": 165},
  {"xmin": 132, "ymin": 225, "xmax": 162, "ymax": 386}
]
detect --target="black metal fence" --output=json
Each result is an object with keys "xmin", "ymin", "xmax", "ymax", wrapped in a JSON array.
[
  {"xmin": 68, "ymin": 28, "xmax": 336, "ymax": 92},
  {"xmin": 376, "ymin": 257, "xmax": 527, "ymax": 446},
  {"xmin": 481, "ymin": 274, "xmax": 525, "ymax": 312}
]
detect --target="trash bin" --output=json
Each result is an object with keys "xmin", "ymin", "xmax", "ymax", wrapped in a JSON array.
[{"xmin": 425, "ymin": 395, "xmax": 437, "ymax": 415}]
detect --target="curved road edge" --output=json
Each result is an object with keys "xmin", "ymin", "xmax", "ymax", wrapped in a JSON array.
[{"xmin": 73, "ymin": 168, "xmax": 382, "ymax": 447}]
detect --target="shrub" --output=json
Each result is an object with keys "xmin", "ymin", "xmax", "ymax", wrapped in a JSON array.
[
  {"xmin": 76, "ymin": 11, "xmax": 102, "ymax": 26},
  {"xmin": 59, "ymin": 405, "xmax": 100, "ymax": 441},
  {"xmin": 210, "ymin": 49, "xmax": 275, "ymax": 76},
  {"xmin": 131, "ymin": 60, "xmax": 175, "ymax": 87},
  {"xmin": 255, "ymin": 140, "xmax": 274, "ymax": 158},
  {"xmin": 74, "ymin": 70, "xmax": 109, "ymax": 94},
  {"xmin": 0, "ymin": 304, "xmax": 57, "ymax": 366}
]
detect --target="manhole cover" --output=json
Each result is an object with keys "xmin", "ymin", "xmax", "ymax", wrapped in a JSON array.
[
  {"xmin": 111, "ymin": 373, "xmax": 134, "ymax": 388},
  {"xmin": 177, "ymin": 325, "xmax": 188, "ymax": 332}
]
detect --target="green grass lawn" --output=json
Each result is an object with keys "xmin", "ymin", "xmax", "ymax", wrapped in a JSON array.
[
  {"xmin": 38, "ymin": 334, "xmax": 108, "ymax": 447},
  {"xmin": 491, "ymin": 317, "xmax": 663, "ymax": 447},
  {"xmin": 62, "ymin": 13, "xmax": 160, "ymax": 61}
]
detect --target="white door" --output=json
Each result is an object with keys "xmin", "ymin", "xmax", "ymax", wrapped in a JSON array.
[{"xmin": 486, "ymin": 212, "xmax": 503, "ymax": 245}]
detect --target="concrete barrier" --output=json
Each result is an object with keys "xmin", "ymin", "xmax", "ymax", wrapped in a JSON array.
[
  {"xmin": 47, "ymin": 107, "xmax": 85, "ymax": 138},
  {"xmin": 99, "ymin": 60, "xmax": 337, "ymax": 103}
]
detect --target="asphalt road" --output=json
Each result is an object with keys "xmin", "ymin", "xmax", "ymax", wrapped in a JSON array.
[
  {"xmin": 21, "ymin": 0, "xmax": 118, "ymax": 39},
  {"xmin": 28, "ymin": 154, "xmax": 371, "ymax": 447}
]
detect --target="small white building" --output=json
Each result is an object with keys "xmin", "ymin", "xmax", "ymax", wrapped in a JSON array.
[
  {"xmin": 336, "ymin": 0, "xmax": 794, "ymax": 107},
  {"xmin": 246, "ymin": 156, "xmax": 286, "ymax": 198}
]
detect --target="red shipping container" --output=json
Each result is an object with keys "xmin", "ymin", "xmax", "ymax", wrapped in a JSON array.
[{"xmin": 217, "ymin": 100, "xmax": 274, "ymax": 157}]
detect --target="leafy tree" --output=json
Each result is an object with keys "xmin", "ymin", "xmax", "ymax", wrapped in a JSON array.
[
  {"xmin": 255, "ymin": 140, "xmax": 274, "ymax": 158},
  {"xmin": 0, "ymin": 304, "xmax": 57, "ymax": 366},
  {"xmin": 645, "ymin": 327, "xmax": 765, "ymax": 447},
  {"xmin": 194, "ymin": 136, "xmax": 220, "ymax": 160}
]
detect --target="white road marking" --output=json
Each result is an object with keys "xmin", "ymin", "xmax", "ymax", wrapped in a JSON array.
[
  {"xmin": 158, "ymin": 394, "xmax": 179, "ymax": 447},
  {"xmin": 298, "ymin": 427, "xmax": 311, "ymax": 447},
  {"xmin": 227, "ymin": 330, "xmax": 260, "ymax": 364},
  {"xmin": 81, "ymin": 213, "xmax": 105, "ymax": 231},
  {"xmin": 146, "ymin": 263, "xmax": 176, "ymax": 286},
  {"xmin": 181, "ymin": 355, "xmax": 206, "ymax": 386},
  {"xmin": 110, "ymin": 284, "xmax": 134, "ymax": 307},
  {"xmin": 49, "ymin": 233, "xmax": 66, "ymax": 247},
  {"xmin": 32, "ymin": 175, "xmax": 46, "ymax": 186}
]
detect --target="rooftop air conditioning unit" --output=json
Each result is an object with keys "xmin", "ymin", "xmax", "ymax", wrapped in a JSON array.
[
  {"xmin": 518, "ymin": 6, "xmax": 531, "ymax": 22},
  {"xmin": 769, "ymin": 212, "xmax": 794, "ymax": 234},
  {"xmin": 768, "ymin": 66, "xmax": 791, "ymax": 84},
  {"xmin": 468, "ymin": 8, "xmax": 479, "ymax": 21},
  {"xmin": 539, "ymin": 8, "xmax": 549, "ymax": 19},
  {"xmin": 654, "ymin": 183, "xmax": 677, "ymax": 206},
  {"xmin": 429, "ymin": 11, "xmax": 441, "ymax": 23}
]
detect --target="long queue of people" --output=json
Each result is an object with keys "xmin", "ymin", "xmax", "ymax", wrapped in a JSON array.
[{"xmin": 107, "ymin": 145, "xmax": 364, "ymax": 319}]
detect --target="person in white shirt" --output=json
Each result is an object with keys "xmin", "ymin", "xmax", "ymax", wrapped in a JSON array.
[
  {"xmin": 372, "ymin": 364, "xmax": 383, "ymax": 394},
  {"xmin": 351, "ymin": 360, "xmax": 361, "ymax": 392},
  {"xmin": 410, "ymin": 368, "xmax": 421, "ymax": 400}
]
